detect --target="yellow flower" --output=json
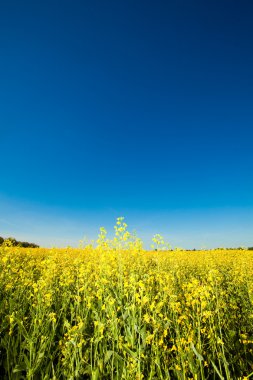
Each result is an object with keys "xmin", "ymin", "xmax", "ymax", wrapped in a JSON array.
[{"xmin": 49, "ymin": 312, "xmax": 56, "ymax": 323}]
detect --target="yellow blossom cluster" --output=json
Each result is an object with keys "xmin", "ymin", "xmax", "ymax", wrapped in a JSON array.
[{"xmin": 0, "ymin": 240, "xmax": 253, "ymax": 379}]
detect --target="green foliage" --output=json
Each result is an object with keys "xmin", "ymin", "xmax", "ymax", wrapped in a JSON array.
[{"xmin": 0, "ymin": 236, "xmax": 39, "ymax": 248}]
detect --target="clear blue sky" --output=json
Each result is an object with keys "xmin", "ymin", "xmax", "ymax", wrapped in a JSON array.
[{"xmin": 0, "ymin": 0, "xmax": 253, "ymax": 248}]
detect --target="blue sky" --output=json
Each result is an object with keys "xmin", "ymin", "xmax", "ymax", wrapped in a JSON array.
[{"xmin": 0, "ymin": 0, "xmax": 253, "ymax": 248}]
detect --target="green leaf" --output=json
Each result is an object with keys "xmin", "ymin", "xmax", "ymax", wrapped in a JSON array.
[
  {"xmin": 210, "ymin": 360, "xmax": 225, "ymax": 380},
  {"xmin": 13, "ymin": 365, "xmax": 26, "ymax": 373},
  {"xmin": 190, "ymin": 343, "xmax": 204, "ymax": 361},
  {"xmin": 122, "ymin": 344, "xmax": 138, "ymax": 359},
  {"xmin": 104, "ymin": 350, "xmax": 113, "ymax": 364}
]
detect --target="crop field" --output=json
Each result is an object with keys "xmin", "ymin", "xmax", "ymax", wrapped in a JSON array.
[{"xmin": 1, "ymin": 241, "xmax": 253, "ymax": 379}]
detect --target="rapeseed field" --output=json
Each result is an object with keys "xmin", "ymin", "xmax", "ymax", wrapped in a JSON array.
[{"xmin": 0, "ymin": 220, "xmax": 253, "ymax": 379}]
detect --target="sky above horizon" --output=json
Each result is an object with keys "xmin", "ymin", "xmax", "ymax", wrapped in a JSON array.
[{"xmin": 0, "ymin": 0, "xmax": 253, "ymax": 248}]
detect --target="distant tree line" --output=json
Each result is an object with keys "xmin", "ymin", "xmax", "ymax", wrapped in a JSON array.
[
  {"xmin": 189, "ymin": 247, "xmax": 253, "ymax": 251},
  {"xmin": 0, "ymin": 236, "xmax": 39, "ymax": 248}
]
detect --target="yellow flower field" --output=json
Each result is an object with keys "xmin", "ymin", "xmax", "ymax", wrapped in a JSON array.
[{"xmin": 1, "ymin": 243, "xmax": 253, "ymax": 379}]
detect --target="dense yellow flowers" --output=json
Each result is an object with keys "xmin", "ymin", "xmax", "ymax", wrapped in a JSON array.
[{"xmin": 0, "ymin": 243, "xmax": 253, "ymax": 379}]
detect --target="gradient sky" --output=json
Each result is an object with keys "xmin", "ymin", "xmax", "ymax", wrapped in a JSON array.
[{"xmin": 0, "ymin": 0, "xmax": 253, "ymax": 248}]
